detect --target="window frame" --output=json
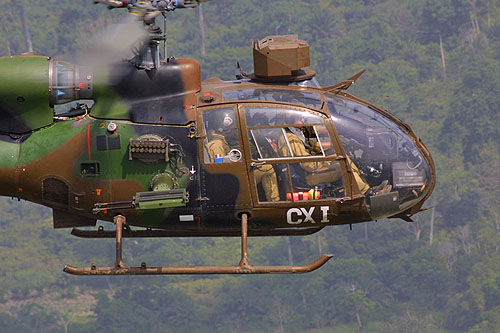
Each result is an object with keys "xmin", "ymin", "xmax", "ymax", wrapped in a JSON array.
[
  {"xmin": 200, "ymin": 105, "xmax": 244, "ymax": 165},
  {"xmin": 239, "ymin": 103, "xmax": 351, "ymax": 204}
]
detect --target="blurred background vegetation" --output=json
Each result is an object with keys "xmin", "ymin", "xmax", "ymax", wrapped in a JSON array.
[{"xmin": 0, "ymin": 0, "xmax": 499, "ymax": 331}]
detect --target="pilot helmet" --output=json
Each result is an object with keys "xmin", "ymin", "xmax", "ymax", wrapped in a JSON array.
[
  {"xmin": 214, "ymin": 111, "xmax": 235, "ymax": 133},
  {"xmin": 222, "ymin": 113, "xmax": 234, "ymax": 128}
]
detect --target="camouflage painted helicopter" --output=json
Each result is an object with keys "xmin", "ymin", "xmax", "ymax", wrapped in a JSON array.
[{"xmin": 0, "ymin": 0, "xmax": 435, "ymax": 275}]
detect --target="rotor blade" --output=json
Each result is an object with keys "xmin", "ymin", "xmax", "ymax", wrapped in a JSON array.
[
  {"xmin": 176, "ymin": 0, "xmax": 213, "ymax": 8},
  {"xmin": 74, "ymin": 15, "xmax": 147, "ymax": 69},
  {"xmin": 92, "ymin": 0, "xmax": 126, "ymax": 8},
  {"xmin": 144, "ymin": 10, "xmax": 162, "ymax": 25}
]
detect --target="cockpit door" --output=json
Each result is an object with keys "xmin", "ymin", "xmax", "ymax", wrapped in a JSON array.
[
  {"xmin": 197, "ymin": 105, "xmax": 252, "ymax": 215},
  {"xmin": 238, "ymin": 103, "xmax": 352, "ymax": 208}
]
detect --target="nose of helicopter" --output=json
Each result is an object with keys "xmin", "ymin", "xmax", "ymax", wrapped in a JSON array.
[
  {"xmin": 327, "ymin": 96, "xmax": 436, "ymax": 220},
  {"xmin": 366, "ymin": 142, "xmax": 435, "ymax": 220}
]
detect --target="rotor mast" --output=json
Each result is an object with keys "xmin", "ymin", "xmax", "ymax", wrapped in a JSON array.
[{"xmin": 93, "ymin": 0, "xmax": 207, "ymax": 69}]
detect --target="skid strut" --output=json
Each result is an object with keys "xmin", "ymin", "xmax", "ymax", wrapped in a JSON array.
[{"xmin": 63, "ymin": 214, "xmax": 333, "ymax": 275}]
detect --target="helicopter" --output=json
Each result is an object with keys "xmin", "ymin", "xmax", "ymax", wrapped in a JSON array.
[{"xmin": 0, "ymin": 0, "xmax": 435, "ymax": 275}]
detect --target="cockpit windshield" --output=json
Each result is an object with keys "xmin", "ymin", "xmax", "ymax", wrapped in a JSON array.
[{"xmin": 326, "ymin": 94, "xmax": 432, "ymax": 219}]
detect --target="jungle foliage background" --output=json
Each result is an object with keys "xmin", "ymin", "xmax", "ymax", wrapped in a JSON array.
[{"xmin": 1, "ymin": 0, "xmax": 500, "ymax": 332}]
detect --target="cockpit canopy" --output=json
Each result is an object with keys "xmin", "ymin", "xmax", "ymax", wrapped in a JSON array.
[
  {"xmin": 217, "ymin": 86, "xmax": 433, "ymax": 219},
  {"xmin": 326, "ymin": 94, "xmax": 432, "ymax": 216}
]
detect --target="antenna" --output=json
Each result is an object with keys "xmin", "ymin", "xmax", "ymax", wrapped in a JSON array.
[{"xmin": 163, "ymin": 13, "xmax": 167, "ymax": 59}]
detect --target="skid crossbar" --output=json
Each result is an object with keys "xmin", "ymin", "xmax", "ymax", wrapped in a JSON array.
[{"xmin": 63, "ymin": 214, "xmax": 333, "ymax": 275}]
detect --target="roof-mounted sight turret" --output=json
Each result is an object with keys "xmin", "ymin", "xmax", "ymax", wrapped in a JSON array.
[{"xmin": 252, "ymin": 35, "xmax": 316, "ymax": 82}]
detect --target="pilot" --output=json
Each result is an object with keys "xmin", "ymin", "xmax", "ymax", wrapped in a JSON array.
[
  {"xmin": 254, "ymin": 162, "xmax": 280, "ymax": 202},
  {"xmin": 347, "ymin": 157, "xmax": 370, "ymax": 195},
  {"xmin": 278, "ymin": 114, "xmax": 372, "ymax": 195},
  {"xmin": 206, "ymin": 111, "xmax": 239, "ymax": 162},
  {"xmin": 278, "ymin": 115, "xmax": 340, "ymax": 174},
  {"xmin": 207, "ymin": 111, "xmax": 279, "ymax": 202},
  {"xmin": 249, "ymin": 115, "xmax": 280, "ymax": 202},
  {"xmin": 336, "ymin": 134, "xmax": 392, "ymax": 196}
]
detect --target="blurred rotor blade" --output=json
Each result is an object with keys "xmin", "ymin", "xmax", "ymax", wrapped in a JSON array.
[
  {"xmin": 177, "ymin": 0, "xmax": 213, "ymax": 8},
  {"xmin": 75, "ymin": 15, "xmax": 147, "ymax": 69},
  {"xmin": 144, "ymin": 10, "xmax": 162, "ymax": 25},
  {"xmin": 93, "ymin": 0, "xmax": 126, "ymax": 8}
]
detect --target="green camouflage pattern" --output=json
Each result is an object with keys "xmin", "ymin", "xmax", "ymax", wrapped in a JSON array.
[{"xmin": 0, "ymin": 56, "xmax": 53, "ymax": 133}]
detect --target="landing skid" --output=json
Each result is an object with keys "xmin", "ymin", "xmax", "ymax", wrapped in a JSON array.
[{"xmin": 63, "ymin": 214, "xmax": 333, "ymax": 275}]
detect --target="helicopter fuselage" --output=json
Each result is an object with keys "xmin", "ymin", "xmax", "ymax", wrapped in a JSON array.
[{"xmin": 0, "ymin": 54, "xmax": 435, "ymax": 237}]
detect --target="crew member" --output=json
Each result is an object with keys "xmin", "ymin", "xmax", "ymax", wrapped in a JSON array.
[
  {"xmin": 207, "ymin": 110, "xmax": 279, "ymax": 202},
  {"xmin": 206, "ymin": 112, "xmax": 239, "ymax": 162},
  {"xmin": 278, "ymin": 116, "xmax": 342, "ymax": 182},
  {"xmin": 278, "ymin": 115, "xmax": 371, "ymax": 194}
]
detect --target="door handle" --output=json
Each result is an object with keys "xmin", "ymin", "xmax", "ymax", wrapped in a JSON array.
[{"xmin": 250, "ymin": 161, "xmax": 266, "ymax": 167}]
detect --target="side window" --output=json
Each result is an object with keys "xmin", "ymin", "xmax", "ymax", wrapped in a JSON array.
[
  {"xmin": 248, "ymin": 128, "xmax": 285, "ymax": 159},
  {"xmin": 244, "ymin": 106, "xmax": 345, "ymax": 202},
  {"xmin": 245, "ymin": 107, "xmax": 322, "ymax": 126},
  {"xmin": 202, "ymin": 107, "xmax": 242, "ymax": 163},
  {"xmin": 280, "ymin": 126, "xmax": 325, "ymax": 157},
  {"xmin": 246, "ymin": 108, "xmax": 336, "ymax": 159},
  {"xmin": 315, "ymin": 125, "xmax": 336, "ymax": 155}
]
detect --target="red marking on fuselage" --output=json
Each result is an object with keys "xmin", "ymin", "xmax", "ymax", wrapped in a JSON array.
[{"xmin": 87, "ymin": 125, "xmax": 92, "ymax": 161}]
